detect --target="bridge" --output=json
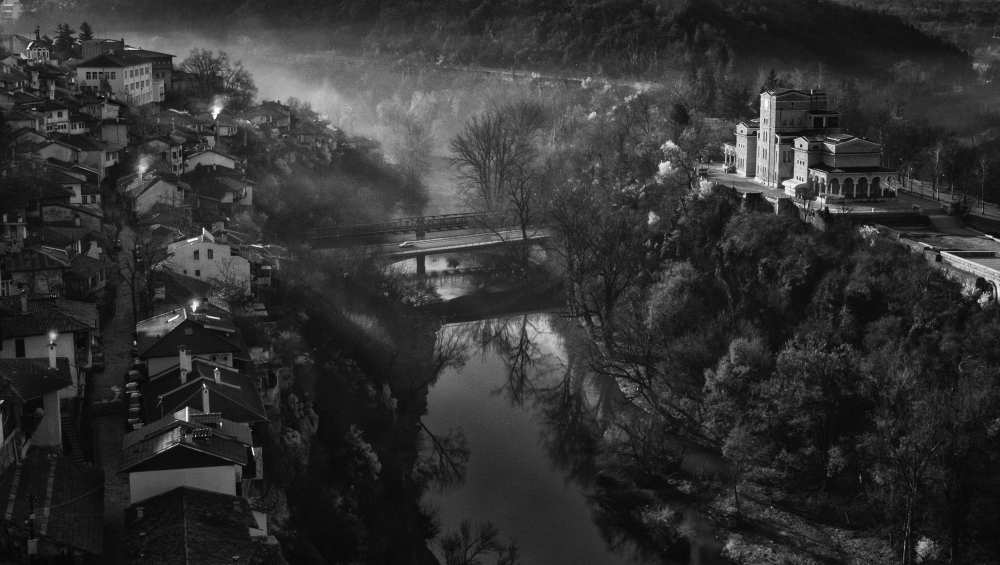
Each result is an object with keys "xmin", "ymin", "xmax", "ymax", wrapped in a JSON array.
[
  {"xmin": 309, "ymin": 213, "xmax": 554, "ymax": 274},
  {"xmin": 308, "ymin": 212, "xmax": 500, "ymax": 246}
]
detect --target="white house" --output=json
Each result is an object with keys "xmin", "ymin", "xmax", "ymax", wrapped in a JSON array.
[
  {"xmin": 129, "ymin": 175, "xmax": 185, "ymax": 215},
  {"xmin": 0, "ymin": 294, "xmax": 98, "ymax": 398},
  {"xmin": 183, "ymin": 149, "xmax": 239, "ymax": 173},
  {"xmin": 62, "ymin": 135, "xmax": 124, "ymax": 180},
  {"xmin": 120, "ymin": 406, "xmax": 258, "ymax": 505},
  {"xmin": 76, "ymin": 52, "xmax": 158, "ymax": 106},
  {"xmin": 163, "ymin": 229, "xmax": 251, "ymax": 295},
  {"xmin": 19, "ymin": 100, "xmax": 70, "ymax": 134},
  {"xmin": 135, "ymin": 304, "xmax": 247, "ymax": 376}
]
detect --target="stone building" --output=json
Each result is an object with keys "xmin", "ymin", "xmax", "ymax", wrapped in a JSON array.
[{"xmin": 733, "ymin": 88, "xmax": 895, "ymax": 201}]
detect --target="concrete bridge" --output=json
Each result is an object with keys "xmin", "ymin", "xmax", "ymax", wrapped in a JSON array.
[
  {"xmin": 377, "ymin": 228, "xmax": 554, "ymax": 274},
  {"xmin": 308, "ymin": 212, "xmax": 501, "ymax": 246},
  {"xmin": 309, "ymin": 212, "xmax": 554, "ymax": 274}
]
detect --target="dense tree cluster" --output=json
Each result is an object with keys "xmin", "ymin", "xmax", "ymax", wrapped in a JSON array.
[{"xmin": 547, "ymin": 167, "xmax": 1000, "ymax": 561}]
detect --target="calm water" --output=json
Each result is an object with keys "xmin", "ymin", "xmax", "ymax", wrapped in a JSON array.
[{"xmin": 424, "ymin": 314, "xmax": 634, "ymax": 565}]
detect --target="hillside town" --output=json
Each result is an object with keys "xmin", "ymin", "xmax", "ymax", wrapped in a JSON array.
[
  {"xmin": 4, "ymin": 2, "xmax": 1000, "ymax": 564},
  {"xmin": 0, "ymin": 24, "xmax": 337, "ymax": 565}
]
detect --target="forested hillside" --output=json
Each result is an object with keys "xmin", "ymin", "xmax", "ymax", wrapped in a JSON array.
[{"xmin": 20, "ymin": 0, "xmax": 972, "ymax": 79}]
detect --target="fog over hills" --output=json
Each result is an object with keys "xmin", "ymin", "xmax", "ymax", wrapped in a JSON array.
[{"xmin": 17, "ymin": 0, "xmax": 972, "ymax": 79}]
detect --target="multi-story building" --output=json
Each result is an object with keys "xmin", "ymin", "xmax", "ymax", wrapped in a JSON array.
[
  {"xmin": 76, "ymin": 52, "xmax": 159, "ymax": 106},
  {"xmin": 733, "ymin": 88, "xmax": 895, "ymax": 200},
  {"xmin": 125, "ymin": 48, "xmax": 175, "ymax": 92},
  {"xmin": 163, "ymin": 229, "xmax": 252, "ymax": 294}
]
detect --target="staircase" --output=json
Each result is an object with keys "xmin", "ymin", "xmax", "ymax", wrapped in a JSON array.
[{"xmin": 61, "ymin": 409, "xmax": 88, "ymax": 465}]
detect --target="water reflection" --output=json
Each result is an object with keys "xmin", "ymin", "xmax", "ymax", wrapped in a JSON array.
[{"xmin": 427, "ymin": 313, "xmax": 723, "ymax": 565}]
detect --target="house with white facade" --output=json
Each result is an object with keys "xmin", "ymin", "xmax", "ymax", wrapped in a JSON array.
[
  {"xmin": 183, "ymin": 149, "xmax": 240, "ymax": 173},
  {"xmin": 75, "ymin": 52, "xmax": 159, "ymax": 106},
  {"xmin": 120, "ymin": 405, "xmax": 259, "ymax": 504},
  {"xmin": 128, "ymin": 175, "xmax": 185, "ymax": 215},
  {"xmin": 135, "ymin": 303, "xmax": 247, "ymax": 375},
  {"xmin": 163, "ymin": 229, "xmax": 252, "ymax": 295},
  {"xmin": 0, "ymin": 295, "xmax": 98, "ymax": 398}
]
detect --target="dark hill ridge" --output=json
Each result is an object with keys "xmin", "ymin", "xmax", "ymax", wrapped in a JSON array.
[{"xmin": 24, "ymin": 0, "xmax": 971, "ymax": 78}]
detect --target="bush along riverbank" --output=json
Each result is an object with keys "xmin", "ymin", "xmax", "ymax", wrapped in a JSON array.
[{"xmin": 243, "ymin": 253, "xmax": 445, "ymax": 564}]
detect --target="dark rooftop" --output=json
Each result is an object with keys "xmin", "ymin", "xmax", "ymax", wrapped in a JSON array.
[
  {"xmin": 143, "ymin": 359, "xmax": 267, "ymax": 424},
  {"xmin": 0, "ymin": 296, "xmax": 97, "ymax": 339},
  {"xmin": 124, "ymin": 487, "xmax": 263, "ymax": 565},
  {"xmin": 120, "ymin": 409, "xmax": 248, "ymax": 473},
  {"xmin": 0, "ymin": 357, "xmax": 72, "ymax": 402},
  {"xmin": 0, "ymin": 447, "xmax": 104, "ymax": 555}
]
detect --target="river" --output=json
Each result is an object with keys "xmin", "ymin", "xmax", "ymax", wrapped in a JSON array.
[{"xmin": 424, "ymin": 314, "xmax": 646, "ymax": 565}]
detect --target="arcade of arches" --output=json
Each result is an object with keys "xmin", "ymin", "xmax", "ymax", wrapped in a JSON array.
[{"xmin": 808, "ymin": 173, "xmax": 887, "ymax": 199}]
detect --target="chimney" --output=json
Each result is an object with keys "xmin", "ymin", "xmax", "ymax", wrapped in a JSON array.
[
  {"xmin": 179, "ymin": 346, "xmax": 192, "ymax": 376},
  {"xmin": 201, "ymin": 383, "xmax": 210, "ymax": 413},
  {"xmin": 213, "ymin": 367, "xmax": 221, "ymax": 383}
]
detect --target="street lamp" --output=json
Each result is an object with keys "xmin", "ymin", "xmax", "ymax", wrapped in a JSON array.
[{"xmin": 47, "ymin": 330, "xmax": 58, "ymax": 371}]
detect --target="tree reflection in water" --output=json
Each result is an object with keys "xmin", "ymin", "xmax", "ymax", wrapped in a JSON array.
[{"xmin": 433, "ymin": 314, "xmax": 723, "ymax": 564}]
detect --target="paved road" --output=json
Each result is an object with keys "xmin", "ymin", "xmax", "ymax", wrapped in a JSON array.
[{"xmin": 90, "ymin": 225, "xmax": 136, "ymax": 564}]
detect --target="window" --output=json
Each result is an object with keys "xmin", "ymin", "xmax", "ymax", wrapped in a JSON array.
[
  {"xmin": 110, "ymin": 72, "xmax": 116, "ymax": 80},
  {"xmin": 57, "ymin": 111, "xmax": 63, "ymax": 118},
  {"xmin": 14, "ymin": 338, "xmax": 24, "ymax": 358},
  {"xmin": 193, "ymin": 250, "xmax": 200, "ymax": 261},
  {"xmin": 207, "ymin": 249, "xmax": 214, "ymax": 260},
  {"xmin": 195, "ymin": 269, "xmax": 201, "ymax": 277}
]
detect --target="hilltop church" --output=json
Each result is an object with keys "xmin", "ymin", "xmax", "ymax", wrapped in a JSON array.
[{"xmin": 729, "ymin": 88, "xmax": 895, "ymax": 200}]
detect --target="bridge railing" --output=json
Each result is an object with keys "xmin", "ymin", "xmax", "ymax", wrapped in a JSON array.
[{"xmin": 308, "ymin": 211, "xmax": 513, "ymax": 240}]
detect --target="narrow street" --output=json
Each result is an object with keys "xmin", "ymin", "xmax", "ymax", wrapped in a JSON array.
[{"xmin": 90, "ymin": 225, "xmax": 136, "ymax": 564}]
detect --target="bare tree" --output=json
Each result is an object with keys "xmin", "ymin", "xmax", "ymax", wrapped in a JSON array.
[
  {"xmin": 181, "ymin": 49, "xmax": 257, "ymax": 110},
  {"xmin": 450, "ymin": 102, "xmax": 549, "ymax": 252},
  {"xmin": 440, "ymin": 520, "xmax": 520, "ymax": 565}
]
